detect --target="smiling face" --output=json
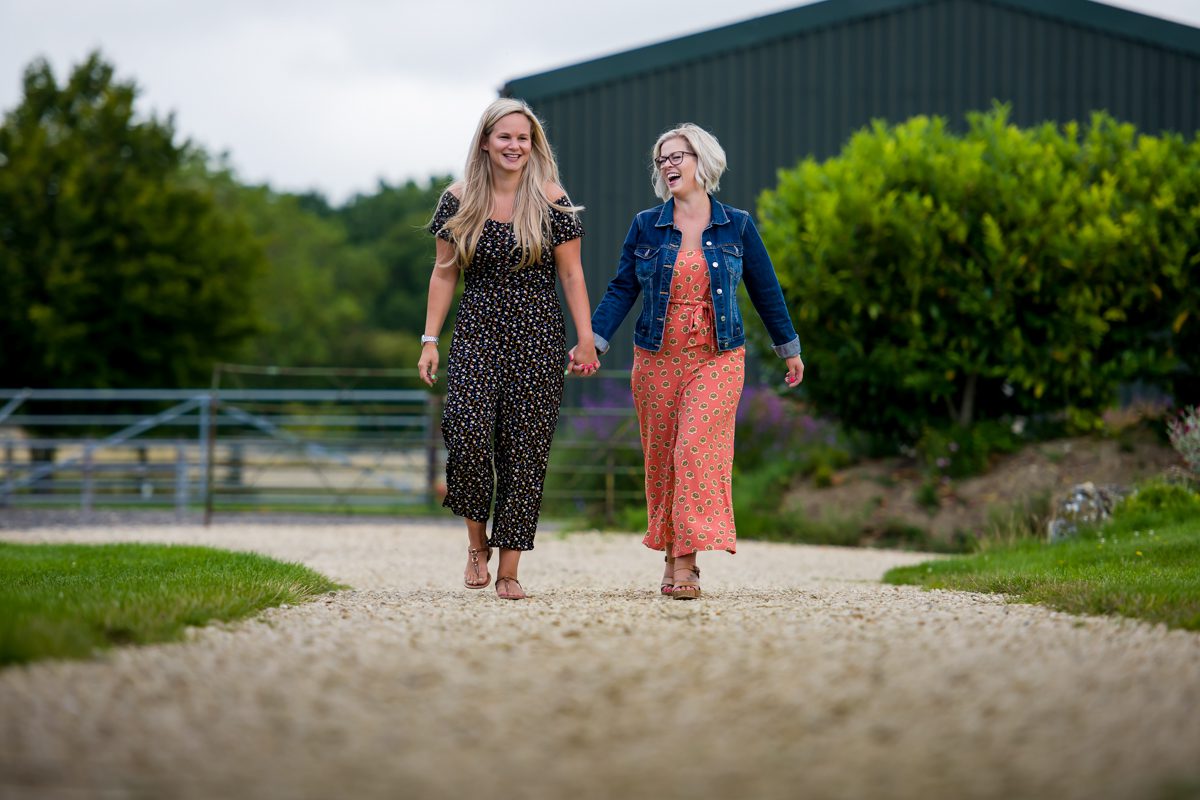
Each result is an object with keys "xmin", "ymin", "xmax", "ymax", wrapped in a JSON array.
[
  {"xmin": 657, "ymin": 135, "xmax": 698, "ymax": 197},
  {"xmin": 482, "ymin": 111, "xmax": 533, "ymax": 175}
]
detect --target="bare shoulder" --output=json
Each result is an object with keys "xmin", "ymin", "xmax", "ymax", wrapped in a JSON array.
[
  {"xmin": 445, "ymin": 182, "xmax": 464, "ymax": 200},
  {"xmin": 542, "ymin": 181, "xmax": 567, "ymax": 202}
]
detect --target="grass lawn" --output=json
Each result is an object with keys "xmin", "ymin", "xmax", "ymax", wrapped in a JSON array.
[
  {"xmin": 0, "ymin": 542, "xmax": 342, "ymax": 666},
  {"xmin": 885, "ymin": 508, "xmax": 1200, "ymax": 631}
]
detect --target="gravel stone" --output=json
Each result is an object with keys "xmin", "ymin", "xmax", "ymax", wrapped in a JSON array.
[{"xmin": 1, "ymin": 519, "xmax": 1198, "ymax": 800}]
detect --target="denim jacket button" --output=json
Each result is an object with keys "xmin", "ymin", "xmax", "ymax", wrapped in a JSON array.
[
  {"xmin": 706, "ymin": 240, "xmax": 712, "ymax": 246},
  {"xmin": 720, "ymin": 315, "xmax": 726, "ymax": 321},
  {"xmin": 711, "ymin": 261, "xmax": 718, "ymax": 267},
  {"xmin": 716, "ymin": 288, "xmax": 723, "ymax": 295}
]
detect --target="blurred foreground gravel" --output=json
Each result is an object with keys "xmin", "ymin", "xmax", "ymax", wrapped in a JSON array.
[{"xmin": 1, "ymin": 517, "xmax": 1198, "ymax": 800}]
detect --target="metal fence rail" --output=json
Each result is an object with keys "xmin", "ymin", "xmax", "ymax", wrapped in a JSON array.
[
  {"xmin": 0, "ymin": 384, "xmax": 645, "ymax": 523},
  {"xmin": 0, "ymin": 387, "xmax": 438, "ymax": 520}
]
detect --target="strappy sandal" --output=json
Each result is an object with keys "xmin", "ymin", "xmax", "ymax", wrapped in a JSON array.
[
  {"xmin": 670, "ymin": 564, "xmax": 701, "ymax": 600},
  {"xmin": 495, "ymin": 575, "xmax": 526, "ymax": 601},
  {"xmin": 661, "ymin": 554, "xmax": 676, "ymax": 595},
  {"xmin": 464, "ymin": 544, "xmax": 492, "ymax": 589}
]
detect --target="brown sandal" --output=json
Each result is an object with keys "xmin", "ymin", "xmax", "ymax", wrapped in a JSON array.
[
  {"xmin": 670, "ymin": 564, "xmax": 701, "ymax": 600},
  {"xmin": 464, "ymin": 545, "xmax": 491, "ymax": 589},
  {"xmin": 661, "ymin": 554, "xmax": 676, "ymax": 595},
  {"xmin": 495, "ymin": 575, "xmax": 526, "ymax": 600}
]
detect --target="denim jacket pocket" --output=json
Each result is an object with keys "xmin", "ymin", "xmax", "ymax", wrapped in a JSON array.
[
  {"xmin": 634, "ymin": 246, "xmax": 659, "ymax": 333},
  {"xmin": 634, "ymin": 246, "xmax": 660, "ymax": 273},
  {"xmin": 720, "ymin": 243, "xmax": 744, "ymax": 276}
]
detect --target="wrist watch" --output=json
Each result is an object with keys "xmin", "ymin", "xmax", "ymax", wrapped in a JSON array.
[{"xmin": 421, "ymin": 335, "xmax": 439, "ymax": 345}]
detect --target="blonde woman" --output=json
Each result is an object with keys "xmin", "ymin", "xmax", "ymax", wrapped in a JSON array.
[
  {"xmin": 582, "ymin": 123, "xmax": 804, "ymax": 599},
  {"xmin": 420, "ymin": 99, "xmax": 599, "ymax": 600}
]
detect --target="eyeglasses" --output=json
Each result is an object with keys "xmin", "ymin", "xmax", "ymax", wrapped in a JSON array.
[{"xmin": 654, "ymin": 150, "xmax": 696, "ymax": 168}]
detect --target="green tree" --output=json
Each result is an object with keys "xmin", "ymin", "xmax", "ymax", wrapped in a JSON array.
[
  {"xmin": 757, "ymin": 105, "xmax": 1199, "ymax": 441},
  {"xmin": 0, "ymin": 52, "xmax": 264, "ymax": 388},
  {"xmin": 199, "ymin": 165, "xmax": 379, "ymax": 368},
  {"xmin": 335, "ymin": 177, "xmax": 452, "ymax": 336},
  {"xmin": 198, "ymin": 171, "xmax": 448, "ymax": 372}
]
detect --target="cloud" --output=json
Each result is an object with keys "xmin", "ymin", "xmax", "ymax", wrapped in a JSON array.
[{"xmin": 3, "ymin": 0, "xmax": 1196, "ymax": 201}]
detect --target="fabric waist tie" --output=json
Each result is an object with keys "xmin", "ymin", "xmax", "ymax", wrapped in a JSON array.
[{"xmin": 668, "ymin": 299, "xmax": 712, "ymax": 336}]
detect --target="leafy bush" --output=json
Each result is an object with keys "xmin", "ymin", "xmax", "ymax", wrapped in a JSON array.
[
  {"xmin": 916, "ymin": 420, "xmax": 1023, "ymax": 480},
  {"xmin": 734, "ymin": 459, "xmax": 864, "ymax": 547},
  {"xmin": 1167, "ymin": 405, "xmax": 1200, "ymax": 476},
  {"xmin": 1114, "ymin": 481, "xmax": 1200, "ymax": 523},
  {"xmin": 915, "ymin": 479, "xmax": 942, "ymax": 512},
  {"xmin": 758, "ymin": 104, "xmax": 1200, "ymax": 442}
]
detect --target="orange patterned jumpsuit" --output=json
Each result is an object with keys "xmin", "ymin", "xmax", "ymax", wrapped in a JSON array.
[{"xmin": 632, "ymin": 250, "xmax": 745, "ymax": 557}]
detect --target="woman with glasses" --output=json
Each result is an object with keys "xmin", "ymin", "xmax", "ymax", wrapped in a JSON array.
[
  {"xmin": 580, "ymin": 123, "xmax": 804, "ymax": 599},
  {"xmin": 420, "ymin": 98, "xmax": 600, "ymax": 600}
]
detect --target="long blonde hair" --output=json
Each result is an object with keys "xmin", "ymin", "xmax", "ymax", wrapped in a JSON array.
[{"xmin": 438, "ymin": 99, "xmax": 580, "ymax": 269}]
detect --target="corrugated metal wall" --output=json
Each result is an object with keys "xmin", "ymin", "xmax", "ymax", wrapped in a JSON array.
[{"xmin": 507, "ymin": 0, "xmax": 1200, "ymax": 373}]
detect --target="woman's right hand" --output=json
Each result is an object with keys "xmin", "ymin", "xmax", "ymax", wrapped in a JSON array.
[
  {"xmin": 418, "ymin": 343, "xmax": 439, "ymax": 387},
  {"xmin": 566, "ymin": 345, "xmax": 600, "ymax": 376}
]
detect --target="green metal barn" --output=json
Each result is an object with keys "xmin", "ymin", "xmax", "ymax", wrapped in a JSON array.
[{"xmin": 502, "ymin": 0, "xmax": 1200, "ymax": 372}]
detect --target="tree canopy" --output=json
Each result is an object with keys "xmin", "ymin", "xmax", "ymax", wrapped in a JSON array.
[
  {"xmin": 0, "ymin": 52, "xmax": 264, "ymax": 388},
  {"xmin": 0, "ymin": 51, "xmax": 455, "ymax": 388}
]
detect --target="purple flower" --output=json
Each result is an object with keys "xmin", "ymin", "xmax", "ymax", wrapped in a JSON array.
[
  {"xmin": 568, "ymin": 376, "xmax": 637, "ymax": 440},
  {"xmin": 734, "ymin": 384, "xmax": 836, "ymax": 466}
]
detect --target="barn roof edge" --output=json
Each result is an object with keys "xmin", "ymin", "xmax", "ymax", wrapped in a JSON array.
[{"xmin": 501, "ymin": 0, "xmax": 1200, "ymax": 100}]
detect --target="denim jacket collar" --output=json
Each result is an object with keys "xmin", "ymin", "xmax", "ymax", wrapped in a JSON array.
[
  {"xmin": 652, "ymin": 195, "xmax": 732, "ymax": 229},
  {"xmin": 590, "ymin": 197, "xmax": 802, "ymax": 360}
]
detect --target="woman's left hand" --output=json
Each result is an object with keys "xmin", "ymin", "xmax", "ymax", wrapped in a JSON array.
[{"xmin": 783, "ymin": 355, "xmax": 805, "ymax": 388}]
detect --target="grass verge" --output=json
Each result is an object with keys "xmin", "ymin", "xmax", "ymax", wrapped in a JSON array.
[
  {"xmin": 884, "ymin": 508, "xmax": 1200, "ymax": 631},
  {"xmin": 0, "ymin": 542, "xmax": 342, "ymax": 666}
]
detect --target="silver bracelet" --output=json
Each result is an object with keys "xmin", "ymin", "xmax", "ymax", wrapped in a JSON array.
[{"xmin": 420, "ymin": 335, "xmax": 439, "ymax": 345}]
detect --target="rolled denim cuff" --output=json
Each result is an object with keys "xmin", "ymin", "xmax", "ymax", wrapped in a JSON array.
[
  {"xmin": 772, "ymin": 336, "xmax": 802, "ymax": 358},
  {"xmin": 594, "ymin": 333, "xmax": 611, "ymax": 354}
]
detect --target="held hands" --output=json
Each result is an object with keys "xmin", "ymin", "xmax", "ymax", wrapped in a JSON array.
[
  {"xmin": 566, "ymin": 344, "xmax": 601, "ymax": 377},
  {"xmin": 418, "ymin": 342, "xmax": 439, "ymax": 387},
  {"xmin": 783, "ymin": 355, "xmax": 805, "ymax": 389}
]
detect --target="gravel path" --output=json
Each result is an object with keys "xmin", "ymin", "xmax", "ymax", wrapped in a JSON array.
[{"xmin": 2, "ymin": 519, "xmax": 1199, "ymax": 800}]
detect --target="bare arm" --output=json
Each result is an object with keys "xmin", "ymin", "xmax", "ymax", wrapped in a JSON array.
[
  {"xmin": 555, "ymin": 237, "xmax": 599, "ymax": 375},
  {"xmin": 417, "ymin": 237, "xmax": 461, "ymax": 386},
  {"xmin": 543, "ymin": 181, "xmax": 598, "ymax": 375}
]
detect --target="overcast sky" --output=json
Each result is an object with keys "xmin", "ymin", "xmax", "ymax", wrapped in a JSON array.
[{"xmin": 2, "ymin": 0, "xmax": 1197, "ymax": 202}]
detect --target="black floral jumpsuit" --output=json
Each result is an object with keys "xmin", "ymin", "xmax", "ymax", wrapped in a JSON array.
[{"xmin": 429, "ymin": 192, "xmax": 584, "ymax": 550}]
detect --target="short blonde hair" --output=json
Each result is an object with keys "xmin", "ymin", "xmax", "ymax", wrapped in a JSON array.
[{"xmin": 650, "ymin": 123, "xmax": 727, "ymax": 201}]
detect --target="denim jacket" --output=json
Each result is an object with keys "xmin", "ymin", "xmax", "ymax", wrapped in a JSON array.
[{"xmin": 591, "ymin": 196, "xmax": 801, "ymax": 358}]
